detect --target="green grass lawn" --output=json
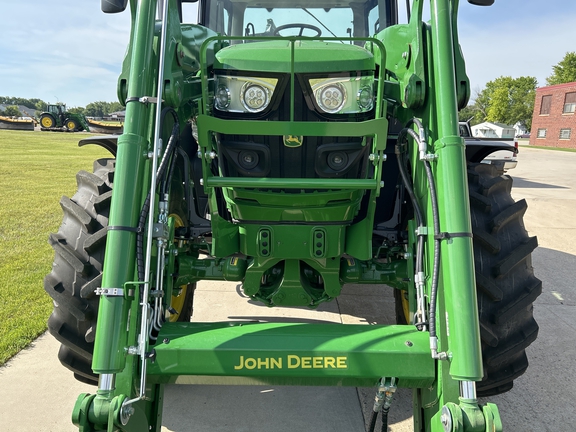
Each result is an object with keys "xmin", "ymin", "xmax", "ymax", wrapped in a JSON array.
[{"xmin": 0, "ymin": 130, "xmax": 109, "ymax": 365}]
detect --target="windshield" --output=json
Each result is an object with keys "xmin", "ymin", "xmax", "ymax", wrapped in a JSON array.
[{"xmin": 201, "ymin": 0, "xmax": 386, "ymax": 39}]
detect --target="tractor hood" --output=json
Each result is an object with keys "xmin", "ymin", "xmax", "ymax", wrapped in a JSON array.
[{"xmin": 215, "ymin": 40, "xmax": 375, "ymax": 73}]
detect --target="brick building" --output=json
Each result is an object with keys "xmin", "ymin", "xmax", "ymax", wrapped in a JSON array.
[{"xmin": 530, "ymin": 82, "xmax": 576, "ymax": 148}]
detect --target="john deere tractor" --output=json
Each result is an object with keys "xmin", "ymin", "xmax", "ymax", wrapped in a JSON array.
[
  {"xmin": 39, "ymin": 104, "xmax": 90, "ymax": 131},
  {"xmin": 44, "ymin": 0, "xmax": 541, "ymax": 430}
]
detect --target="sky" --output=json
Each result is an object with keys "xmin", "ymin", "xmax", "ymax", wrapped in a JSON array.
[{"xmin": 1, "ymin": 0, "xmax": 575, "ymax": 109}]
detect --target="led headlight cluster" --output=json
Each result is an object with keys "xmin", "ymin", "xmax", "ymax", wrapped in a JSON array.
[
  {"xmin": 214, "ymin": 75, "xmax": 278, "ymax": 113},
  {"xmin": 309, "ymin": 76, "xmax": 374, "ymax": 114}
]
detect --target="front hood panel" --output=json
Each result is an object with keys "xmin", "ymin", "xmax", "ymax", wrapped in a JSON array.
[{"xmin": 215, "ymin": 40, "xmax": 375, "ymax": 73}]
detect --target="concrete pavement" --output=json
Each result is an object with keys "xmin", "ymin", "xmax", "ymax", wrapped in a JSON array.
[
  {"xmin": 0, "ymin": 281, "xmax": 400, "ymax": 432},
  {"xmin": 1, "ymin": 146, "xmax": 575, "ymax": 431}
]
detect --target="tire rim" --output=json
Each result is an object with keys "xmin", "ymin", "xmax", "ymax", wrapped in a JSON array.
[
  {"xmin": 41, "ymin": 116, "xmax": 53, "ymax": 128},
  {"xmin": 401, "ymin": 292, "xmax": 411, "ymax": 323}
]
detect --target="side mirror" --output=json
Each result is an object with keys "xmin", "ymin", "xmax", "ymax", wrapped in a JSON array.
[
  {"xmin": 467, "ymin": 0, "xmax": 494, "ymax": 5},
  {"xmin": 101, "ymin": 0, "xmax": 128, "ymax": 13}
]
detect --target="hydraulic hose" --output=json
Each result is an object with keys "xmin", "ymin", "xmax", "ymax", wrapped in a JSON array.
[
  {"xmin": 380, "ymin": 405, "xmax": 390, "ymax": 432},
  {"xmin": 423, "ymin": 159, "xmax": 442, "ymax": 357},
  {"xmin": 136, "ymin": 119, "xmax": 180, "ymax": 282},
  {"xmin": 397, "ymin": 119, "xmax": 444, "ymax": 358},
  {"xmin": 368, "ymin": 378, "xmax": 396, "ymax": 432},
  {"xmin": 395, "ymin": 132, "xmax": 424, "ymax": 227},
  {"xmin": 158, "ymin": 122, "xmax": 181, "ymax": 197},
  {"xmin": 396, "ymin": 129, "xmax": 426, "ymax": 327},
  {"xmin": 136, "ymin": 192, "xmax": 152, "ymax": 282},
  {"xmin": 396, "ymin": 120, "xmax": 446, "ymax": 352},
  {"xmin": 367, "ymin": 405, "xmax": 390, "ymax": 432},
  {"xmin": 368, "ymin": 411, "xmax": 378, "ymax": 432}
]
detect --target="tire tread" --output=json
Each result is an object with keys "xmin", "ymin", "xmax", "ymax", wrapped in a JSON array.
[{"xmin": 468, "ymin": 163, "xmax": 541, "ymax": 397}]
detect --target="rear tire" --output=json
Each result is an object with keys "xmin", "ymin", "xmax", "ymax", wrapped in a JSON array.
[
  {"xmin": 40, "ymin": 114, "xmax": 56, "ymax": 128},
  {"xmin": 468, "ymin": 163, "xmax": 541, "ymax": 396}
]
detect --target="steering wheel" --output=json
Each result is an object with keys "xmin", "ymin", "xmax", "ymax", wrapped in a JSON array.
[{"xmin": 273, "ymin": 23, "xmax": 322, "ymax": 37}]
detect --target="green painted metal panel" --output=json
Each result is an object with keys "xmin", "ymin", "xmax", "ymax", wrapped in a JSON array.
[
  {"xmin": 206, "ymin": 177, "xmax": 377, "ymax": 190},
  {"xmin": 238, "ymin": 225, "xmax": 346, "ymax": 258},
  {"xmin": 197, "ymin": 116, "xmax": 388, "ymax": 139},
  {"xmin": 148, "ymin": 322, "xmax": 434, "ymax": 388},
  {"xmin": 215, "ymin": 40, "xmax": 375, "ymax": 73},
  {"xmin": 226, "ymin": 188, "xmax": 364, "ymax": 223}
]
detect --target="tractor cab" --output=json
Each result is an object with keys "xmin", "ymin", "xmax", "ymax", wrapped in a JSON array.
[
  {"xmin": 47, "ymin": 104, "xmax": 66, "ymax": 120},
  {"xmin": 199, "ymin": 0, "xmax": 386, "ymax": 40}
]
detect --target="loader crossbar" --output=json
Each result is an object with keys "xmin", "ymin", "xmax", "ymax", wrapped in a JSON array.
[{"xmin": 147, "ymin": 322, "xmax": 434, "ymax": 388}]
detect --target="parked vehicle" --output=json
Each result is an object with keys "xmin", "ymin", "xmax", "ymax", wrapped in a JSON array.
[
  {"xmin": 44, "ymin": 0, "xmax": 540, "ymax": 431},
  {"xmin": 39, "ymin": 104, "xmax": 90, "ymax": 132},
  {"xmin": 460, "ymin": 121, "xmax": 518, "ymax": 171}
]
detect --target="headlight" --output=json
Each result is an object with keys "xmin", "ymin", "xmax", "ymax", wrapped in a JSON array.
[
  {"xmin": 241, "ymin": 83, "xmax": 270, "ymax": 113},
  {"xmin": 214, "ymin": 75, "xmax": 278, "ymax": 113},
  {"xmin": 310, "ymin": 75, "xmax": 374, "ymax": 114},
  {"xmin": 215, "ymin": 85, "xmax": 231, "ymax": 110},
  {"xmin": 317, "ymin": 83, "xmax": 346, "ymax": 113}
]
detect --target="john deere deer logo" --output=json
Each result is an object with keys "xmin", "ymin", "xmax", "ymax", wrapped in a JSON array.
[{"xmin": 283, "ymin": 135, "xmax": 303, "ymax": 148}]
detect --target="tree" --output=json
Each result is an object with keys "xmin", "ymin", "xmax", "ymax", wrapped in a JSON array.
[
  {"xmin": 68, "ymin": 107, "xmax": 86, "ymax": 115},
  {"xmin": 85, "ymin": 101, "xmax": 123, "ymax": 117},
  {"xmin": 34, "ymin": 101, "xmax": 48, "ymax": 117},
  {"xmin": 84, "ymin": 101, "xmax": 107, "ymax": 117},
  {"xmin": 2, "ymin": 105, "xmax": 23, "ymax": 117},
  {"xmin": 108, "ymin": 102, "xmax": 123, "ymax": 114},
  {"xmin": 34, "ymin": 100, "xmax": 48, "ymax": 112},
  {"xmin": 0, "ymin": 97, "xmax": 47, "ymax": 110},
  {"xmin": 458, "ymin": 104, "xmax": 478, "ymax": 123},
  {"xmin": 472, "ymin": 87, "xmax": 490, "ymax": 123},
  {"xmin": 546, "ymin": 52, "xmax": 576, "ymax": 86},
  {"xmin": 475, "ymin": 76, "xmax": 537, "ymax": 130}
]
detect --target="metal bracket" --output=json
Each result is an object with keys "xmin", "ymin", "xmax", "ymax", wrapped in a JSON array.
[
  {"xmin": 152, "ymin": 222, "xmax": 169, "ymax": 240},
  {"xmin": 95, "ymin": 288, "xmax": 125, "ymax": 297},
  {"xmin": 205, "ymin": 151, "xmax": 217, "ymax": 160},
  {"xmin": 125, "ymin": 96, "xmax": 164, "ymax": 105},
  {"xmin": 434, "ymin": 231, "xmax": 472, "ymax": 241},
  {"xmin": 108, "ymin": 225, "xmax": 140, "ymax": 233},
  {"xmin": 416, "ymin": 226, "xmax": 428, "ymax": 236},
  {"xmin": 369, "ymin": 153, "xmax": 388, "ymax": 162}
]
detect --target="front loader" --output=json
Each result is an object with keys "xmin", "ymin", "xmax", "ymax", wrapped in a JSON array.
[{"xmin": 44, "ymin": 0, "xmax": 542, "ymax": 430}]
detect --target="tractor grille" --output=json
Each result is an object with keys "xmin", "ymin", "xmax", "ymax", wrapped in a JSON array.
[{"xmin": 215, "ymin": 75, "xmax": 372, "ymax": 180}]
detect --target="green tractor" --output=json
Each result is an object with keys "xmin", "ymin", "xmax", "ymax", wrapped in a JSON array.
[
  {"xmin": 44, "ymin": 0, "xmax": 541, "ymax": 430},
  {"xmin": 39, "ymin": 104, "xmax": 90, "ymax": 131}
]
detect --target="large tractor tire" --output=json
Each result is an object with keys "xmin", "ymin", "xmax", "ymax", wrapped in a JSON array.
[
  {"xmin": 469, "ymin": 163, "xmax": 541, "ymax": 396},
  {"xmin": 65, "ymin": 118, "xmax": 79, "ymax": 131},
  {"xmin": 40, "ymin": 114, "xmax": 56, "ymax": 128},
  {"xmin": 394, "ymin": 163, "xmax": 541, "ymax": 396},
  {"xmin": 44, "ymin": 158, "xmax": 113, "ymax": 384},
  {"xmin": 44, "ymin": 158, "xmax": 194, "ymax": 384}
]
